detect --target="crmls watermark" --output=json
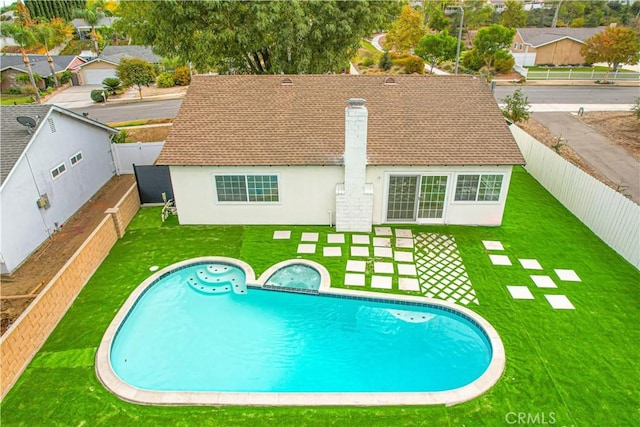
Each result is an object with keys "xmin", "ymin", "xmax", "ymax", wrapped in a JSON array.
[{"xmin": 505, "ymin": 412, "xmax": 556, "ymax": 425}]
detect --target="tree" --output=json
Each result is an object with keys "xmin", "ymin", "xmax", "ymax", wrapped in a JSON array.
[
  {"xmin": 74, "ymin": 1, "xmax": 105, "ymax": 54},
  {"xmin": 472, "ymin": 24, "xmax": 516, "ymax": 69},
  {"xmin": 581, "ymin": 27, "xmax": 640, "ymax": 81},
  {"xmin": 501, "ymin": 88, "xmax": 530, "ymax": 123},
  {"xmin": 501, "ymin": 0, "xmax": 527, "ymax": 29},
  {"xmin": 116, "ymin": 58, "xmax": 156, "ymax": 99},
  {"xmin": 378, "ymin": 51, "xmax": 392, "ymax": 71},
  {"xmin": 415, "ymin": 31, "xmax": 458, "ymax": 73},
  {"xmin": 427, "ymin": 8, "xmax": 448, "ymax": 32},
  {"xmin": 116, "ymin": 0, "xmax": 399, "ymax": 74},
  {"xmin": 383, "ymin": 4, "xmax": 425, "ymax": 54},
  {"xmin": 2, "ymin": 22, "xmax": 40, "ymax": 101},
  {"xmin": 33, "ymin": 22, "xmax": 59, "ymax": 87}
]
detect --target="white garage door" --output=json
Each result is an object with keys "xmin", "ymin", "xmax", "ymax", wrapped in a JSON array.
[{"xmin": 84, "ymin": 68, "xmax": 117, "ymax": 85}]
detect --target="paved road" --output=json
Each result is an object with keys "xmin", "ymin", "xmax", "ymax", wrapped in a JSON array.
[
  {"xmin": 494, "ymin": 85, "xmax": 638, "ymax": 104},
  {"xmin": 533, "ymin": 112, "xmax": 640, "ymax": 203}
]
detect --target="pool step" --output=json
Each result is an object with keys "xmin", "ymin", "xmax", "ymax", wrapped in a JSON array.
[
  {"xmin": 205, "ymin": 264, "xmax": 234, "ymax": 276},
  {"xmin": 188, "ymin": 265, "xmax": 247, "ymax": 295},
  {"xmin": 188, "ymin": 276, "xmax": 233, "ymax": 294}
]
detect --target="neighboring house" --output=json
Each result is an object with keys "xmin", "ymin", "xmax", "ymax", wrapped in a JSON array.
[
  {"xmin": 156, "ymin": 75, "xmax": 524, "ymax": 232},
  {"xmin": 0, "ymin": 55, "xmax": 85, "ymax": 92},
  {"xmin": 511, "ymin": 27, "xmax": 606, "ymax": 66},
  {"xmin": 76, "ymin": 45, "xmax": 159, "ymax": 85},
  {"xmin": 0, "ymin": 105, "xmax": 118, "ymax": 274},
  {"xmin": 71, "ymin": 16, "xmax": 119, "ymax": 40}
]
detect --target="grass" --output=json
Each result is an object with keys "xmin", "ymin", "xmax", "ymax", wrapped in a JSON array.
[
  {"xmin": 1, "ymin": 167, "xmax": 639, "ymax": 426},
  {"xmin": 0, "ymin": 95, "xmax": 35, "ymax": 105}
]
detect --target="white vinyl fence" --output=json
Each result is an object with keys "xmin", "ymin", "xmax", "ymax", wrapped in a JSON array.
[
  {"xmin": 111, "ymin": 142, "xmax": 164, "ymax": 174},
  {"xmin": 510, "ymin": 125, "xmax": 640, "ymax": 269}
]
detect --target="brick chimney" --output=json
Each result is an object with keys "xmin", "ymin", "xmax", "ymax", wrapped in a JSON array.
[{"xmin": 335, "ymin": 98, "xmax": 374, "ymax": 232}]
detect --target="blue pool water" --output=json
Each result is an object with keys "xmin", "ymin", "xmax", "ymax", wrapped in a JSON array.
[{"xmin": 111, "ymin": 263, "xmax": 492, "ymax": 393}]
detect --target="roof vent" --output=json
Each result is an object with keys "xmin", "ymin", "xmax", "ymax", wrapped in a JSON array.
[
  {"xmin": 281, "ymin": 77, "xmax": 293, "ymax": 86},
  {"xmin": 383, "ymin": 77, "xmax": 397, "ymax": 85}
]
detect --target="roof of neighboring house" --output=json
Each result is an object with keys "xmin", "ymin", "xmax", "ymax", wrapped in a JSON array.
[
  {"xmin": 0, "ymin": 105, "xmax": 118, "ymax": 186},
  {"xmin": 517, "ymin": 27, "xmax": 606, "ymax": 47},
  {"xmin": 71, "ymin": 17, "xmax": 119, "ymax": 30},
  {"xmin": 100, "ymin": 45, "xmax": 161, "ymax": 64},
  {"xmin": 157, "ymin": 75, "xmax": 524, "ymax": 167},
  {"xmin": 0, "ymin": 55, "xmax": 85, "ymax": 77}
]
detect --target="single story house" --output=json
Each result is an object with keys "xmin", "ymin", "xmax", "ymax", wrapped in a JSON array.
[
  {"xmin": 75, "ymin": 45, "xmax": 160, "ymax": 85},
  {"xmin": 156, "ymin": 75, "xmax": 525, "ymax": 232},
  {"xmin": 0, "ymin": 105, "xmax": 118, "ymax": 274},
  {"xmin": 0, "ymin": 55, "xmax": 85, "ymax": 92},
  {"xmin": 71, "ymin": 16, "xmax": 119, "ymax": 40},
  {"xmin": 510, "ymin": 27, "xmax": 606, "ymax": 66}
]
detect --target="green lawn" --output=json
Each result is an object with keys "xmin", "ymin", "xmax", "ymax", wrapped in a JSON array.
[
  {"xmin": 1, "ymin": 167, "xmax": 638, "ymax": 426},
  {"xmin": 0, "ymin": 95, "xmax": 35, "ymax": 105}
]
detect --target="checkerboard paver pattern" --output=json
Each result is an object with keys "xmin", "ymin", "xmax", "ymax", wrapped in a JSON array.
[{"xmin": 414, "ymin": 232, "xmax": 478, "ymax": 306}]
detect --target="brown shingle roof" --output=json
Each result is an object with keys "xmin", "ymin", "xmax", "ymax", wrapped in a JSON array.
[{"xmin": 156, "ymin": 74, "xmax": 524, "ymax": 167}]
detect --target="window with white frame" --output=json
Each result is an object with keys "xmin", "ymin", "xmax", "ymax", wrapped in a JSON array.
[
  {"xmin": 513, "ymin": 42, "xmax": 518, "ymax": 49},
  {"xmin": 70, "ymin": 151, "xmax": 83, "ymax": 166},
  {"xmin": 454, "ymin": 174, "xmax": 503, "ymax": 202},
  {"xmin": 215, "ymin": 174, "xmax": 279, "ymax": 203},
  {"xmin": 50, "ymin": 163, "xmax": 66, "ymax": 179}
]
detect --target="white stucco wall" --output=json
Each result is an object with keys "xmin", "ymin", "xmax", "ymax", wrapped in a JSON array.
[
  {"xmin": 170, "ymin": 165, "xmax": 343, "ymax": 225},
  {"xmin": 367, "ymin": 165, "xmax": 514, "ymax": 226},
  {"xmin": 0, "ymin": 110, "xmax": 116, "ymax": 273},
  {"xmin": 170, "ymin": 164, "xmax": 514, "ymax": 227}
]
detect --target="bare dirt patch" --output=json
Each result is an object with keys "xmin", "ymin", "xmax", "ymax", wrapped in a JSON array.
[
  {"xmin": 0, "ymin": 175, "xmax": 135, "ymax": 335},
  {"xmin": 124, "ymin": 124, "xmax": 172, "ymax": 143}
]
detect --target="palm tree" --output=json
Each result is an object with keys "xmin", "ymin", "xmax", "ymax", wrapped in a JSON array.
[
  {"xmin": 2, "ymin": 22, "xmax": 40, "ymax": 101},
  {"xmin": 74, "ymin": 3, "xmax": 105, "ymax": 55},
  {"xmin": 33, "ymin": 23, "xmax": 59, "ymax": 87}
]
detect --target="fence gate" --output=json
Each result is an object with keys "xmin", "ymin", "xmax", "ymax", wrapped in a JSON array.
[{"xmin": 133, "ymin": 165, "xmax": 174, "ymax": 204}]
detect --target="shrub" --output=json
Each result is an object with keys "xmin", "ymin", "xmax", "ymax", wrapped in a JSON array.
[
  {"xmin": 392, "ymin": 54, "xmax": 425, "ymax": 74},
  {"xmin": 361, "ymin": 52, "xmax": 375, "ymax": 67},
  {"xmin": 90, "ymin": 89, "xmax": 108, "ymax": 103},
  {"xmin": 632, "ymin": 97, "xmax": 640, "ymax": 120},
  {"xmin": 20, "ymin": 85, "xmax": 38, "ymax": 96},
  {"xmin": 493, "ymin": 50, "xmax": 515, "ymax": 74},
  {"xmin": 173, "ymin": 66, "xmax": 191, "ymax": 86},
  {"xmin": 501, "ymin": 88, "xmax": 531, "ymax": 123},
  {"xmin": 59, "ymin": 70, "xmax": 72, "ymax": 84},
  {"xmin": 379, "ymin": 51, "xmax": 393, "ymax": 71},
  {"xmin": 461, "ymin": 49, "xmax": 483, "ymax": 71},
  {"xmin": 102, "ymin": 77, "xmax": 122, "ymax": 95},
  {"xmin": 7, "ymin": 88, "xmax": 23, "ymax": 95},
  {"xmin": 111, "ymin": 129, "xmax": 128, "ymax": 144},
  {"xmin": 156, "ymin": 72, "xmax": 175, "ymax": 88}
]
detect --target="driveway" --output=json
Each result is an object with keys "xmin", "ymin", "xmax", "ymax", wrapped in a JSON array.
[
  {"xmin": 533, "ymin": 112, "xmax": 640, "ymax": 202},
  {"xmin": 44, "ymin": 85, "xmax": 103, "ymax": 109}
]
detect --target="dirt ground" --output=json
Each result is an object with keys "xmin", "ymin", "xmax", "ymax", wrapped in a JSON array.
[
  {"xmin": 517, "ymin": 111, "xmax": 639, "ymax": 190},
  {"xmin": 124, "ymin": 124, "xmax": 173, "ymax": 143},
  {"xmin": 0, "ymin": 175, "xmax": 135, "ymax": 335}
]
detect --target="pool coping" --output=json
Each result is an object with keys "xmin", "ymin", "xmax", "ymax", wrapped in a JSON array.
[{"xmin": 95, "ymin": 256, "xmax": 505, "ymax": 407}]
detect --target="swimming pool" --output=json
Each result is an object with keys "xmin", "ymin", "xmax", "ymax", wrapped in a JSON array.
[{"xmin": 96, "ymin": 257, "xmax": 505, "ymax": 406}]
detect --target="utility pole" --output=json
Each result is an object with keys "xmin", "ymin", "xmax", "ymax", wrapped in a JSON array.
[{"xmin": 551, "ymin": 0, "xmax": 563, "ymax": 28}]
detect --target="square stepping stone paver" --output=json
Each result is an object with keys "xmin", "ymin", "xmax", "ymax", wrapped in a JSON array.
[
  {"xmin": 531, "ymin": 275, "xmax": 557, "ymax": 289},
  {"xmin": 555, "ymin": 269, "xmax": 581, "ymax": 282},
  {"xmin": 352, "ymin": 234, "xmax": 370, "ymax": 245},
  {"xmin": 323, "ymin": 247, "xmax": 342, "ymax": 257},
  {"xmin": 346, "ymin": 260, "xmax": 366, "ymax": 272},
  {"xmin": 373, "ymin": 237, "xmax": 392, "ymax": 247},
  {"xmin": 374, "ymin": 262, "xmax": 394, "ymax": 274},
  {"xmin": 301, "ymin": 232, "xmax": 319, "ymax": 242},
  {"xmin": 273, "ymin": 230, "xmax": 291, "ymax": 239},
  {"xmin": 374, "ymin": 247, "xmax": 393, "ymax": 258},
  {"xmin": 297, "ymin": 244, "xmax": 316, "ymax": 254},
  {"xmin": 394, "ymin": 251, "xmax": 413, "ymax": 262},
  {"xmin": 327, "ymin": 233, "xmax": 345, "ymax": 244},
  {"xmin": 371, "ymin": 275, "xmax": 392, "ymax": 289},
  {"xmin": 545, "ymin": 294, "xmax": 575, "ymax": 310},
  {"xmin": 350, "ymin": 246, "xmax": 369, "ymax": 257},
  {"xmin": 395, "ymin": 229, "xmax": 413, "ymax": 238},
  {"xmin": 482, "ymin": 240, "xmax": 504, "ymax": 250},
  {"xmin": 396, "ymin": 238, "xmax": 414, "ymax": 248},
  {"xmin": 397, "ymin": 264, "xmax": 417, "ymax": 276},
  {"xmin": 399, "ymin": 277, "xmax": 420, "ymax": 291},
  {"xmin": 345, "ymin": 273, "xmax": 365, "ymax": 287},
  {"xmin": 519, "ymin": 259, "xmax": 543, "ymax": 270},
  {"xmin": 507, "ymin": 286, "xmax": 534, "ymax": 300},
  {"xmin": 489, "ymin": 254, "xmax": 512, "ymax": 266},
  {"xmin": 374, "ymin": 226, "xmax": 392, "ymax": 236}
]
